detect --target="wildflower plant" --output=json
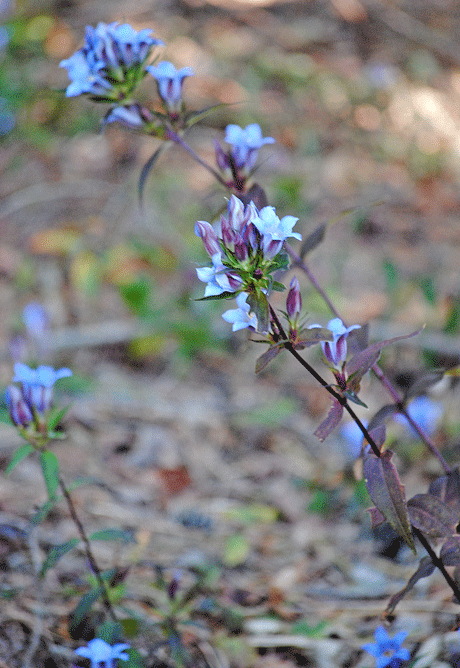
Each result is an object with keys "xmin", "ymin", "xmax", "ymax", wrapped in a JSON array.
[{"xmin": 8, "ymin": 14, "xmax": 460, "ymax": 667}]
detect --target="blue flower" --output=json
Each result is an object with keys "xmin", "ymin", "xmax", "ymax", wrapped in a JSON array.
[
  {"xmin": 253, "ymin": 205, "xmax": 301, "ymax": 257},
  {"xmin": 12, "ymin": 364, "xmax": 72, "ymax": 414},
  {"xmin": 60, "ymin": 22, "xmax": 163, "ymax": 98},
  {"xmin": 362, "ymin": 626, "xmax": 410, "ymax": 668},
  {"xmin": 394, "ymin": 395, "xmax": 442, "ymax": 437},
  {"xmin": 222, "ymin": 292, "xmax": 258, "ymax": 332},
  {"xmin": 105, "ymin": 104, "xmax": 147, "ymax": 129},
  {"xmin": 75, "ymin": 638, "xmax": 130, "ymax": 668},
  {"xmin": 309, "ymin": 318, "xmax": 360, "ymax": 369},
  {"xmin": 22, "ymin": 303, "xmax": 49, "ymax": 339},
  {"xmin": 147, "ymin": 61, "xmax": 194, "ymax": 112},
  {"xmin": 196, "ymin": 253, "xmax": 241, "ymax": 297},
  {"xmin": 224, "ymin": 123, "xmax": 275, "ymax": 172},
  {"xmin": 5, "ymin": 385, "xmax": 33, "ymax": 428}
]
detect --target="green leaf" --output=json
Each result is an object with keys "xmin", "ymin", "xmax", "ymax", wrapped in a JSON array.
[
  {"xmin": 89, "ymin": 528, "xmax": 136, "ymax": 544},
  {"xmin": 184, "ymin": 102, "xmax": 228, "ymax": 127},
  {"xmin": 31, "ymin": 476, "xmax": 97, "ymax": 525},
  {"xmin": 69, "ymin": 586, "xmax": 104, "ymax": 635},
  {"xmin": 195, "ymin": 290, "xmax": 237, "ymax": 301},
  {"xmin": 271, "ymin": 281, "xmax": 286, "ymax": 292},
  {"xmin": 223, "ymin": 534, "xmax": 250, "ymax": 567},
  {"xmin": 123, "ymin": 649, "xmax": 146, "ymax": 668},
  {"xmin": 6, "ymin": 443, "xmax": 34, "ymax": 475},
  {"xmin": 343, "ymin": 391, "xmax": 367, "ymax": 408},
  {"xmin": 47, "ymin": 405, "xmax": 70, "ymax": 433},
  {"xmin": 363, "ymin": 450, "xmax": 415, "ymax": 552},
  {"xmin": 40, "ymin": 450, "xmax": 60, "ymax": 500},
  {"xmin": 96, "ymin": 619, "xmax": 124, "ymax": 644},
  {"xmin": 247, "ymin": 291, "xmax": 269, "ymax": 333},
  {"xmin": 40, "ymin": 538, "xmax": 80, "ymax": 578}
]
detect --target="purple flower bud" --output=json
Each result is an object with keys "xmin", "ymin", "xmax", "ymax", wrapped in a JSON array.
[
  {"xmin": 214, "ymin": 139, "xmax": 231, "ymax": 172},
  {"xmin": 195, "ymin": 220, "xmax": 221, "ymax": 257},
  {"xmin": 5, "ymin": 385, "xmax": 33, "ymax": 427},
  {"xmin": 147, "ymin": 61, "xmax": 194, "ymax": 113},
  {"xmin": 286, "ymin": 276, "xmax": 302, "ymax": 320}
]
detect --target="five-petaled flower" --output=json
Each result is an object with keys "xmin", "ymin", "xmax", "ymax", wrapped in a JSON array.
[
  {"xmin": 75, "ymin": 638, "xmax": 130, "ymax": 668},
  {"xmin": 309, "ymin": 317, "xmax": 360, "ymax": 370},
  {"xmin": 12, "ymin": 363, "xmax": 72, "ymax": 416},
  {"xmin": 224, "ymin": 123, "xmax": 275, "ymax": 172},
  {"xmin": 361, "ymin": 626, "xmax": 410, "ymax": 668},
  {"xmin": 147, "ymin": 61, "xmax": 194, "ymax": 113},
  {"xmin": 222, "ymin": 292, "xmax": 258, "ymax": 332}
]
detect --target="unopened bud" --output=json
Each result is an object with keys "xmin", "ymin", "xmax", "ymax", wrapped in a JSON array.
[
  {"xmin": 6, "ymin": 385, "xmax": 33, "ymax": 427},
  {"xmin": 286, "ymin": 276, "xmax": 302, "ymax": 320},
  {"xmin": 195, "ymin": 221, "xmax": 221, "ymax": 257}
]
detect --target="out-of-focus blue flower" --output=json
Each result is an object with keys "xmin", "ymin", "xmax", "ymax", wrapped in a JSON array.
[
  {"xmin": 22, "ymin": 303, "xmax": 49, "ymax": 339},
  {"xmin": 222, "ymin": 292, "xmax": 258, "ymax": 332},
  {"xmin": 224, "ymin": 123, "xmax": 275, "ymax": 172},
  {"xmin": 361, "ymin": 625, "xmax": 410, "ymax": 668},
  {"xmin": 309, "ymin": 318, "xmax": 360, "ymax": 370},
  {"xmin": 12, "ymin": 364, "xmax": 72, "ymax": 415},
  {"xmin": 394, "ymin": 395, "xmax": 442, "ymax": 437},
  {"xmin": 60, "ymin": 21, "xmax": 162, "ymax": 98},
  {"xmin": 105, "ymin": 103, "xmax": 147, "ymax": 129},
  {"xmin": 0, "ymin": 97, "xmax": 15, "ymax": 135},
  {"xmin": 147, "ymin": 61, "xmax": 194, "ymax": 113},
  {"xmin": 340, "ymin": 420, "xmax": 368, "ymax": 459},
  {"xmin": 75, "ymin": 638, "xmax": 130, "ymax": 668},
  {"xmin": 5, "ymin": 385, "xmax": 33, "ymax": 427}
]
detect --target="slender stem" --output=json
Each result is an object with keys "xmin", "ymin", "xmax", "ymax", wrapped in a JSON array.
[
  {"xmin": 58, "ymin": 477, "xmax": 117, "ymax": 623},
  {"xmin": 268, "ymin": 305, "xmax": 381, "ymax": 457},
  {"xmin": 413, "ymin": 527, "xmax": 460, "ymax": 603},
  {"xmin": 285, "ymin": 244, "xmax": 452, "ymax": 473},
  {"xmin": 165, "ymin": 129, "xmax": 228, "ymax": 187}
]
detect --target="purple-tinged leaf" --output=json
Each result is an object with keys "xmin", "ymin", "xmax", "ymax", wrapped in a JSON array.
[
  {"xmin": 407, "ymin": 493, "xmax": 457, "ymax": 538},
  {"xmin": 239, "ymin": 184, "xmax": 268, "ymax": 209},
  {"xmin": 368, "ymin": 506, "xmax": 385, "ymax": 528},
  {"xmin": 405, "ymin": 370, "xmax": 445, "ymax": 400},
  {"xmin": 440, "ymin": 536, "xmax": 460, "ymax": 566},
  {"xmin": 429, "ymin": 469, "xmax": 460, "ymax": 515},
  {"xmin": 294, "ymin": 327, "xmax": 333, "ymax": 350},
  {"xmin": 346, "ymin": 328, "xmax": 423, "ymax": 391},
  {"xmin": 314, "ymin": 399, "xmax": 343, "ymax": 442},
  {"xmin": 368, "ymin": 424, "xmax": 386, "ymax": 450},
  {"xmin": 368, "ymin": 404, "xmax": 398, "ymax": 432},
  {"xmin": 363, "ymin": 450, "xmax": 415, "ymax": 552},
  {"xmin": 300, "ymin": 223, "xmax": 326, "ymax": 258},
  {"xmin": 255, "ymin": 344, "xmax": 283, "ymax": 373},
  {"xmin": 343, "ymin": 390, "xmax": 367, "ymax": 407},
  {"xmin": 386, "ymin": 556, "xmax": 435, "ymax": 614}
]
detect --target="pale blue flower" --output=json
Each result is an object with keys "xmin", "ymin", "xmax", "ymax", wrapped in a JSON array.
[
  {"xmin": 105, "ymin": 104, "xmax": 146, "ymax": 129},
  {"xmin": 147, "ymin": 61, "xmax": 194, "ymax": 111},
  {"xmin": 253, "ymin": 206, "xmax": 301, "ymax": 256},
  {"xmin": 222, "ymin": 292, "xmax": 258, "ymax": 331},
  {"xmin": 340, "ymin": 420, "xmax": 369, "ymax": 459},
  {"xmin": 361, "ymin": 625, "xmax": 410, "ymax": 668},
  {"xmin": 75, "ymin": 638, "xmax": 130, "ymax": 668},
  {"xmin": 309, "ymin": 318, "xmax": 360, "ymax": 369},
  {"xmin": 60, "ymin": 49, "xmax": 112, "ymax": 97},
  {"xmin": 22, "ymin": 303, "xmax": 49, "ymax": 338},
  {"xmin": 225, "ymin": 123, "xmax": 275, "ymax": 171},
  {"xmin": 394, "ymin": 395, "xmax": 442, "ymax": 437},
  {"xmin": 196, "ymin": 253, "xmax": 241, "ymax": 297},
  {"xmin": 12, "ymin": 364, "xmax": 72, "ymax": 414}
]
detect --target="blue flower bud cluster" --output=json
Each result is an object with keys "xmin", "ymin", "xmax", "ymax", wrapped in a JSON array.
[
  {"xmin": 215, "ymin": 124, "xmax": 275, "ymax": 191},
  {"xmin": 195, "ymin": 195, "xmax": 301, "ymax": 332},
  {"xmin": 6, "ymin": 363, "xmax": 72, "ymax": 430}
]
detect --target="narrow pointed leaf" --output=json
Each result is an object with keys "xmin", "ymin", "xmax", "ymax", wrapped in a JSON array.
[
  {"xmin": 40, "ymin": 450, "xmax": 60, "ymax": 501},
  {"xmin": 255, "ymin": 344, "xmax": 283, "ymax": 373},
  {"xmin": 368, "ymin": 506, "xmax": 385, "ymax": 528},
  {"xmin": 296, "ymin": 327, "xmax": 333, "ymax": 348},
  {"xmin": 367, "ymin": 424, "xmax": 386, "ymax": 450},
  {"xmin": 314, "ymin": 399, "xmax": 343, "ymax": 442},
  {"xmin": 405, "ymin": 370, "xmax": 445, "ymax": 400},
  {"xmin": 40, "ymin": 538, "xmax": 80, "ymax": 578},
  {"xmin": 184, "ymin": 102, "xmax": 229, "ymax": 127},
  {"xmin": 138, "ymin": 145, "xmax": 165, "ymax": 206},
  {"xmin": 69, "ymin": 586, "xmax": 104, "ymax": 635},
  {"xmin": 386, "ymin": 556, "xmax": 435, "ymax": 614},
  {"xmin": 247, "ymin": 292, "xmax": 269, "ymax": 333},
  {"xmin": 47, "ymin": 405, "xmax": 70, "ymax": 433},
  {"xmin": 239, "ymin": 183, "xmax": 268, "ymax": 209},
  {"xmin": 429, "ymin": 468, "xmax": 460, "ymax": 515},
  {"xmin": 195, "ymin": 291, "xmax": 237, "ymax": 301},
  {"xmin": 6, "ymin": 443, "xmax": 34, "ymax": 475},
  {"xmin": 300, "ymin": 223, "xmax": 326, "ymax": 258},
  {"xmin": 343, "ymin": 391, "xmax": 367, "ymax": 407},
  {"xmin": 89, "ymin": 528, "xmax": 136, "ymax": 544},
  {"xmin": 363, "ymin": 450, "xmax": 415, "ymax": 551},
  {"xmin": 347, "ymin": 328, "xmax": 423, "ymax": 386},
  {"xmin": 407, "ymin": 493, "xmax": 457, "ymax": 538}
]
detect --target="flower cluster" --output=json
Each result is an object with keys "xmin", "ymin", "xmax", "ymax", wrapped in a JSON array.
[
  {"xmin": 195, "ymin": 195, "xmax": 301, "ymax": 332},
  {"xmin": 75, "ymin": 638, "xmax": 129, "ymax": 668},
  {"xmin": 6, "ymin": 363, "xmax": 72, "ymax": 432},
  {"xmin": 215, "ymin": 123, "xmax": 275, "ymax": 190},
  {"xmin": 60, "ymin": 22, "xmax": 163, "ymax": 100},
  {"xmin": 361, "ymin": 626, "xmax": 410, "ymax": 668}
]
